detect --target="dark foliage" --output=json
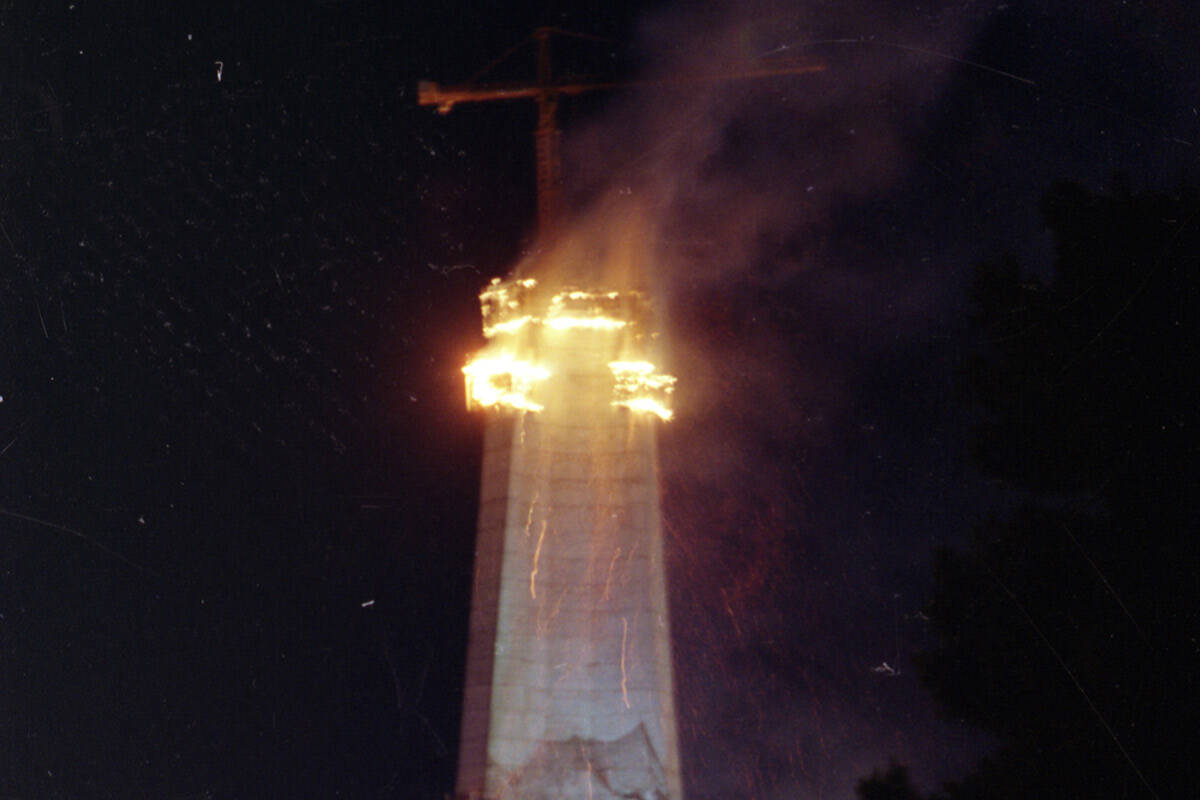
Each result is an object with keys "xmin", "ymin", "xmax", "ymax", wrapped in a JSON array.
[
  {"xmin": 902, "ymin": 181, "xmax": 1200, "ymax": 799},
  {"xmin": 857, "ymin": 764, "xmax": 923, "ymax": 800}
]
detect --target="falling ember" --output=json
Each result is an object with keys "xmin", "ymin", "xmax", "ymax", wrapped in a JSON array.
[
  {"xmin": 620, "ymin": 616, "xmax": 632, "ymax": 709},
  {"xmin": 530, "ymin": 520, "xmax": 547, "ymax": 600}
]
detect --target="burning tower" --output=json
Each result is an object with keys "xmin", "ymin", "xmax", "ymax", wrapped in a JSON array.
[
  {"xmin": 455, "ymin": 262, "xmax": 682, "ymax": 798},
  {"xmin": 422, "ymin": 29, "xmax": 817, "ymax": 798}
]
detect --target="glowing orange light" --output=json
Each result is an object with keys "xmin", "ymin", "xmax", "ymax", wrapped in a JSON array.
[
  {"xmin": 462, "ymin": 354, "xmax": 549, "ymax": 412},
  {"xmin": 542, "ymin": 315, "xmax": 628, "ymax": 331},
  {"xmin": 614, "ymin": 396, "xmax": 674, "ymax": 421},
  {"xmin": 482, "ymin": 315, "xmax": 535, "ymax": 338},
  {"xmin": 464, "ymin": 278, "xmax": 675, "ymax": 419},
  {"xmin": 609, "ymin": 361, "xmax": 676, "ymax": 420}
]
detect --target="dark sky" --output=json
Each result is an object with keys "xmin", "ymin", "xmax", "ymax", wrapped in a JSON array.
[{"xmin": 1, "ymin": 2, "xmax": 1196, "ymax": 799}]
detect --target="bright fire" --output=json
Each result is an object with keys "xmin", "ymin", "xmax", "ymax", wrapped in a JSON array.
[
  {"xmin": 462, "ymin": 354, "xmax": 549, "ymax": 413},
  {"xmin": 463, "ymin": 278, "xmax": 674, "ymax": 418},
  {"xmin": 609, "ymin": 361, "xmax": 676, "ymax": 421}
]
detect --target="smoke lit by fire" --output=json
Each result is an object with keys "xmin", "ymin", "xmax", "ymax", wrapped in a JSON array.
[{"xmin": 449, "ymin": 0, "xmax": 1009, "ymax": 794}]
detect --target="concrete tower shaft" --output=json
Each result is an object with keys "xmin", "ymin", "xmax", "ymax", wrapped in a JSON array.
[{"xmin": 455, "ymin": 279, "xmax": 682, "ymax": 800}]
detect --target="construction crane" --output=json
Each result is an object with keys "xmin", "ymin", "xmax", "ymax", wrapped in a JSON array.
[{"xmin": 419, "ymin": 27, "xmax": 825, "ymax": 238}]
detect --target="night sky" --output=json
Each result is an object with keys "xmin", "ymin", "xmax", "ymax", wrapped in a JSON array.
[{"xmin": 2, "ymin": 2, "xmax": 1196, "ymax": 799}]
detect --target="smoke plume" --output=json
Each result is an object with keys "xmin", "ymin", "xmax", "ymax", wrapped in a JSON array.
[{"xmin": 544, "ymin": 2, "xmax": 997, "ymax": 797}]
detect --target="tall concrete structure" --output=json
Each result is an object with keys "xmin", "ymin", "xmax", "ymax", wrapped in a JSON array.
[{"xmin": 455, "ymin": 277, "xmax": 682, "ymax": 800}]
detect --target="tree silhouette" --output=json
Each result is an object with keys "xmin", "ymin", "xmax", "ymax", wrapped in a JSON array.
[
  {"xmin": 857, "ymin": 764, "xmax": 923, "ymax": 800},
  {"xmin": 862, "ymin": 179, "xmax": 1199, "ymax": 799}
]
